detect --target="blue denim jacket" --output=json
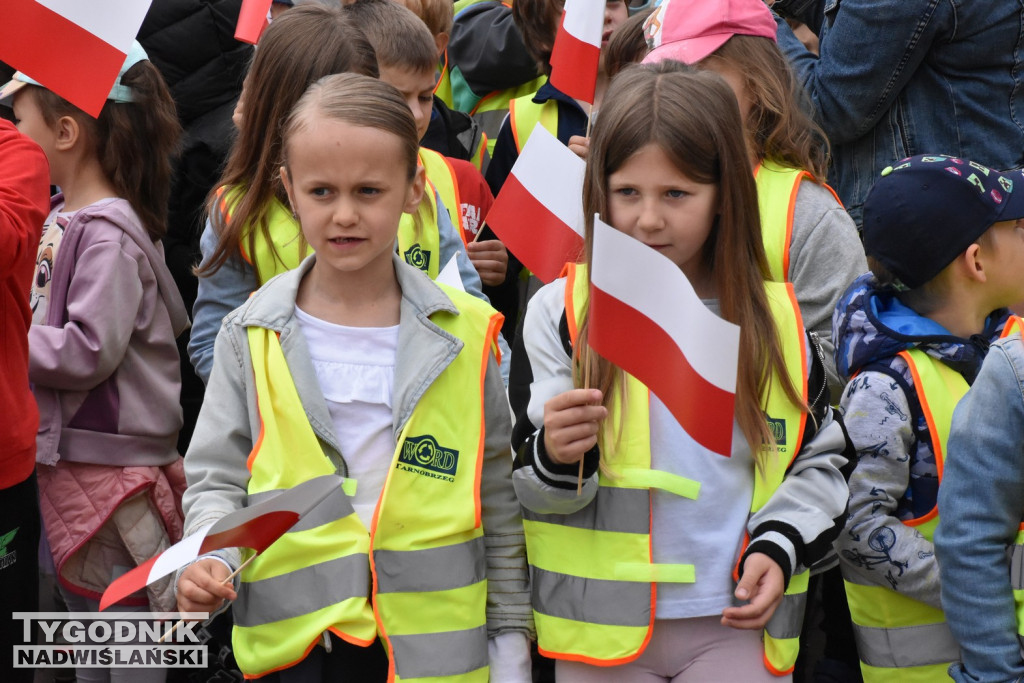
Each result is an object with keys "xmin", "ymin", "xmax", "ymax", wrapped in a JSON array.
[
  {"xmin": 934, "ymin": 333, "xmax": 1024, "ymax": 683},
  {"xmin": 774, "ymin": 0, "xmax": 1024, "ymax": 226}
]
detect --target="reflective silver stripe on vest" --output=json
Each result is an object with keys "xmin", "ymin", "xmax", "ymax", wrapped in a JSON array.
[
  {"xmin": 852, "ymin": 621, "xmax": 959, "ymax": 668},
  {"xmin": 234, "ymin": 554, "xmax": 369, "ymax": 627},
  {"xmin": 533, "ymin": 567, "xmax": 650, "ymax": 627},
  {"xmin": 473, "ymin": 109, "xmax": 509, "ymax": 140},
  {"xmin": 247, "ymin": 487, "xmax": 353, "ymax": 533},
  {"xmin": 374, "ymin": 536, "xmax": 485, "ymax": 593},
  {"xmin": 1010, "ymin": 544, "xmax": 1024, "ymax": 590},
  {"xmin": 391, "ymin": 625, "xmax": 488, "ymax": 679},
  {"xmin": 765, "ymin": 590, "xmax": 807, "ymax": 640},
  {"xmin": 522, "ymin": 486, "xmax": 650, "ymax": 534}
]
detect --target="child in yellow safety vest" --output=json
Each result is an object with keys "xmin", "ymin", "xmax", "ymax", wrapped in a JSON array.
[
  {"xmin": 509, "ymin": 61, "xmax": 853, "ymax": 682},
  {"xmin": 187, "ymin": 5, "xmax": 495, "ymax": 385},
  {"xmin": 177, "ymin": 74, "xmax": 532, "ymax": 682},
  {"xmin": 832, "ymin": 155, "xmax": 1024, "ymax": 683}
]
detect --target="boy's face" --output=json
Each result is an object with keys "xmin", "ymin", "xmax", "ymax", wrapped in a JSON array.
[
  {"xmin": 378, "ymin": 65, "xmax": 435, "ymax": 143},
  {"xmin": 980, "ymin": 217, "xmax": 1024, "ymax": 309}
]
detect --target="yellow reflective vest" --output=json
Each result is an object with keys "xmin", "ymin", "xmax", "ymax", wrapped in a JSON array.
[
  {"xmin": 509, "ymin": 93, "xmax": 558, "ymax": 154},
  {"xmin": 523, "ymin": 263, "xmax": 811, "ymax": 675},
  {"xmin": 846, "ymin": 316, "xmax": 1022, "ymax": 682},
  {"xmin": 753, "ymin": 160, "xmax": 842, "ymax": 283},
  {"xmin": 232, "ymin": 285, "xmax": 503, "ymax": 681},
  {"xmin": 419, "ymin": 147, "xmax": 468, "ymax": 245},
  {"xmin": 216, "ymin": 185, "xmax": 442, "ymax": 285}
]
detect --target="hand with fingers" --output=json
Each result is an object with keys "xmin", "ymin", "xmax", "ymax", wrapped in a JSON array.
[
  {"xmin": 568, "ymin": 135, "xmax": 590, "ymax": 161},
  {"xmin": 466, "ymin": 239, "xmax": 509, "ymax": 286},
  {"xmin": 177, "ymin": 558, "xmax": 238, "ymax": 615},
  {"xmin": 543, "ymin": 388, "xmax": 607, "ymax": 464},
  {"xmin": 721, "ymin": 552, "xmax": 785, "ymax": 630}
]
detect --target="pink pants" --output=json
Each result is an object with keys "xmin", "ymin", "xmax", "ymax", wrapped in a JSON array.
[{"xmin": 555, "ymin": 616, "xmax": 791, "ymax": 683}]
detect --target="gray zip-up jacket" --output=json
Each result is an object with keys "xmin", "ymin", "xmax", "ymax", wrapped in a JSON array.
[{"xmin": 182, "ymin": 253, "xmax": 532, "ymax": 637}]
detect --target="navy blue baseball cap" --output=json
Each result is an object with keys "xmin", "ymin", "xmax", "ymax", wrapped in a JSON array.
[{"xmin": 862, "ymin": 154, "xmax": 1024, "ymax": 289}]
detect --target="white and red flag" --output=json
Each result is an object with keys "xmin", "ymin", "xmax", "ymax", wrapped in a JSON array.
[
  {"xmin": 486, "ymin": 124, "xmax": 585, "ymax": 284},
  {"xmin": 0, "ymin": 0, "xmax": 153, "ymax": 117},
  {"xmin": 235, "ymin": 0, "xmax": 274, "ymax": 45},
  {"xmin": 99, "ymin": 474, "xmax": 345, "ymax": 611},
  {"xmin": 587, "ymin": 217, "xmax": 741, "ymax": 456},
  {"xmin": 549, "ymin": 0, "xmax": 604, "ymax": 104}
]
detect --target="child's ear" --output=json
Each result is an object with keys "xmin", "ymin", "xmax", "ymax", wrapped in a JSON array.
[
  {"xmin": 434, "ymin": 32, "xmax": 449, "ymax": 59},
  {"xmin": 53, "ymin": 115, "xmax": 79, "ymax": 152},
  {"xmin": 280, "ymin": 166, "xmax": 297, "ymax": 216},
  {"xmin": 962, "ymin": 242, "xmax": 988, "ymax": 283},
  {"xmin": 404, "ymin": 166, "xmax": 426, "ymax": 214}
]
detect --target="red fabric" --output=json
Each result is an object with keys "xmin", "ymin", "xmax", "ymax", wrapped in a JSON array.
[
  {"xmin": 0, "ymin": 120, "xmax": 49, "ymax": 489},
  {"xmin": 448, "ymin": 158, "xmax": 494, "ymax": 243}
]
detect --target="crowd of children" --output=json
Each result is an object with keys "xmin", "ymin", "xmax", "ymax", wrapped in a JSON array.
[{"xmin": 3, "ymin": 0, "xmax": 1024, "ymax": 682}]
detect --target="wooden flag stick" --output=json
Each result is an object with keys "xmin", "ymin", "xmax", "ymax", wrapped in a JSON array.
[
  {"xmin": 585, "ymin": 102, "xmax": 595, "ymax": 139},
  {"xmin": 158, "ymin": 554, "xmax": 257, "ymax": 643}
]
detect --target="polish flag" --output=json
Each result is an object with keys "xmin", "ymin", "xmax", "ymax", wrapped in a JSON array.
[
  {"xmin": 486, "ymin": 124, "xmax": 585, "ymax": 284},
  {"xmin": 235, "ymin": 0, "xmax": 274, "ymax": 45},
  {"xmin": 587, "ymin": 217, "xmax": 741, "ymax": 455},
  {"xmin": 0, "ymin": 0, "xmax": 153, "ymax": 117},
  {"xmin": 99, "ymin": 475, "xmax": 345, "ymax": 611},
  {"xmin": 549, "ymin": 0, "xmax": 604, "ymax": 104}
]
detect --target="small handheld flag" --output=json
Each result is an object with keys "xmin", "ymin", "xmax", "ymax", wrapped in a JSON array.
[
  {"xmin": 99, "ymin": 474, "xmax": 345, "ymax": 611},
  {"xmin": 587, "ymin": 216, "xmax": 741, "ymax": 455},
  {"xmin": 486, "ymin": 125, "xmax": 586, "ymax": 284}
]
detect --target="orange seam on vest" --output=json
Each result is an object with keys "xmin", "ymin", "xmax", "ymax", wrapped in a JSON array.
[
  {"xmin": 783, "ymin": 173, "xmax": 812, "ymax": 281},
  {"xmin": 786, "ymin": 282, "xmax": 810, "ymax": 461},
  {"xmin": 899, "ymin": 350, "xmax": 941, "ymax": 528}
]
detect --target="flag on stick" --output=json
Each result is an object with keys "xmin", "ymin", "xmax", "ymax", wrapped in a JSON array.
[
  {"xmin": 486, "ymin": 124, "xmax": 585, "ymax": 283},
  {"xmin": 99, "ymin": 474, "xmax": 345, "ymax": 611},
  {"xmin": 0, "ymin": 0, "xmax": 153, "ymax": 117},
  {"xmin": 549, "ymin": 0, "xmax": 604, "ymax": 104},
  {"xmin": 235, "ymin": 0, "xmax": 274, "ymax": 44},
  {"xmin": 587, "ymin": 217, "xmax": 741, "ymax": 455}
]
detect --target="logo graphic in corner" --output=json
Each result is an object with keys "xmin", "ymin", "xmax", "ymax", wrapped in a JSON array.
[
  {"xmin": 397, "ymin": 435, "xmax": 458, "ymax": 482},
  {"xmin": 403, "ymin": 244, "xmax": 431, "ymax": 272},
  {"xmin": 0, "ymin": 527, "xmax": 19, "ymax": 570},
  {"xmin": 764, "ymin": 414, "xmax": 787, "ymax": 448}
]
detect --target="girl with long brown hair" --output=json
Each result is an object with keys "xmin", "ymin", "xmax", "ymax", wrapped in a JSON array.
[{"xmin": 509, "ymin": 62, "xmax": 851, "ymax": 681}]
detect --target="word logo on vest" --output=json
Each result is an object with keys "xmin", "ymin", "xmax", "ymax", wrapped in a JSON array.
[
  {"xmin": 404, "ymin": 244, "xmax": 431, "ymax": 272},
  {"xmin": 398, "ymin": 435, "xmax": 459, "ymax": 482},
  {"xmin": 764, "ymin": 414, "xmax": 787, "ymax": 449}
]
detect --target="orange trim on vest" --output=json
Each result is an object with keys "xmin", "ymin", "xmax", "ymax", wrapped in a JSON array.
[
  {"xmin": 763, "ymin": 651, "xmax": 795, "ymax": 677},
  {"xmin": 509, "ymin": 99, "xmax": 524, "ymax": 154},
  {"xmin": 782, "ymin": 172, "xmax": 813, "ymax": 280},
  {"xmin": 434, "ymin": 50, "xmax": 449, "ymax": 96},
  {"xmin": 898, "ymin": 349, "xmax": 942, "ymax": 529},
  {"xmin": 785, "ymin": 282, "xmax": 810, "ymax": 467}
]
